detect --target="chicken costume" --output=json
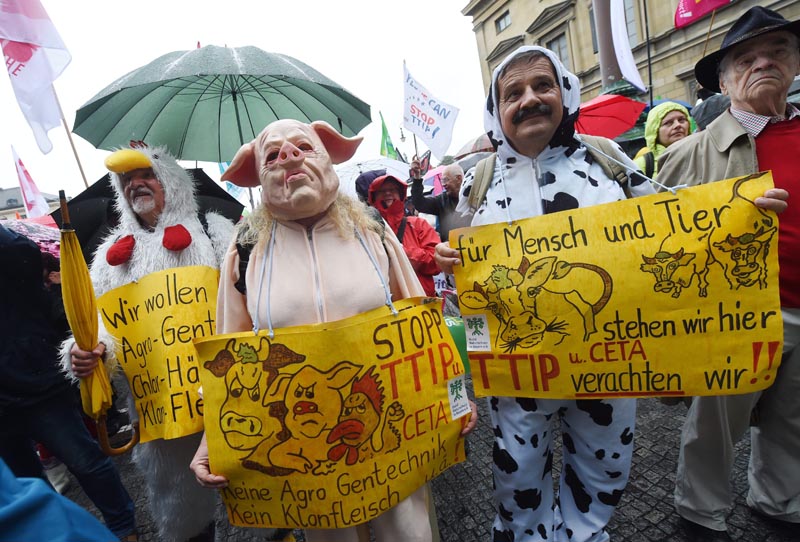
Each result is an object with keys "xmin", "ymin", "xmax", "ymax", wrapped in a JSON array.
[
  {"xmin": 61, "ymin": 144, "xmax": 235, "ymax": 542},
  {"xmin": 216, "ymin": 119, "xmax": 438, "ymax": 542}
]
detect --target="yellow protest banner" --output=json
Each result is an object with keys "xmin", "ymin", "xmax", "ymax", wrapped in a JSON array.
[
  {"xmin": 97, "ymin": 266, "xmax": 219, "ymax": 442},
  {"xmin": 452, "ymin": 172, "xmax": 783, "ymax": 399},
  {"xmin": 194, "ymin": 298, "xmax": 470, "ymax": 529}
]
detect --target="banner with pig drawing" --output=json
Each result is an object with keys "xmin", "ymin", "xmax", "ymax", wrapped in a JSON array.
[
  {"xmin": 96, "ymin": 266, "xmax": 218, "ymax": 442},
  {"xmin": 194, "ymin": 297, "xmax": 471, "ymax": 529},
  {"xmin": 453, "ymin": 172, "xmax": 783, "ymax": 399}
]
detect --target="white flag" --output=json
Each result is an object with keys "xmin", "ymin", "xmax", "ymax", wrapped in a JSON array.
[
  {"xmin": 610, "ymin": 0, "xmax": 646, "ymax": 92},
  {"xmin": 12, "ymin": 145, "xmax": 50, "ymax": 218},
  {"xmin": 403, "ymin": 63, "xmax": 459, "ymax": 160},
  {"xmin": 0, "ymin": 0, "xmax": 71, "ymax": 153}
]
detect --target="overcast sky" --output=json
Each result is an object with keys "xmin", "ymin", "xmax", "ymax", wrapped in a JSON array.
[{"xmin": 1, "ymin": 0, "xmax": 487, "ymax": 201}]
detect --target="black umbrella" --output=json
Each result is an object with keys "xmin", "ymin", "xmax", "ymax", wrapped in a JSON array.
[{"xmin": 51, "ymin": 168, "xmax": 243, "ymax": 265}]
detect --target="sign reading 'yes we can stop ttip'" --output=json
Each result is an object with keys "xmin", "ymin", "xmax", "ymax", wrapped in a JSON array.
[
  {"xmin": 453, "ymin": 173, "xmax": 784, "ymax": 400},
  {"xmin": 195, "ymin": 298, "xmax": 471, "ymax": 529},
  {"xmin": 97, "ymin": 266, "xmax": 219, "ymax": 442}
]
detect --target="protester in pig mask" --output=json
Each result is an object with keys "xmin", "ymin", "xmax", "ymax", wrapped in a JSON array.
[{"xmin": 190, "ymin": 119, "xmax": 477, "ymax": 542}]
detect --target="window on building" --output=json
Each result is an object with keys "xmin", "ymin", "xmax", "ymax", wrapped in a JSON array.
[
  {"xmin": 6, "ymin": 198, "xmax": 19, "ymax": 207},
  {"xmin": 495, "ymin": 11, "xmax": 511, "ymax": 34},
  {"xmin": 624, "ymin": 0, "xmax": 638, "ymax": 45},
  {"xmin": 589, "ymin": 8, "xmax": 598, "ymax": 54},
  {"xmin": 546, "ymin": 33, "xmax": 570, "ymax": 71}
]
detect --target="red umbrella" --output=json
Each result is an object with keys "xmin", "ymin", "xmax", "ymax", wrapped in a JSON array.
[{"xmin": 575, "ymin": 94, "xmax": 646, "ymax": 139}]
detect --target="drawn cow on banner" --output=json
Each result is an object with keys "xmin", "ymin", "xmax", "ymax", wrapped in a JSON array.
[
  {"xmin": 640, "ymin": 244, "xmax": 711, "ymax": 298},
  {"xmin": 203, "ymin": 337, "xmax": 304, "ymax": 475},
  {"xmin": 514, "ymin": 256, "xmax": 612, "ymax": 341},
  {"xmin": 641, "ymin": 173, "xmax": 777, "ymax": 298},
  {"xmin": 459, "ymin": 255, "xmax": 612, "ymax": 351},
  {"xmin": 712, "ymin": 226, "xmax": 777, "ymax": 289}
]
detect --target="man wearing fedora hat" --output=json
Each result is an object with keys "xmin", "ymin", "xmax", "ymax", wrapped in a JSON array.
[{"xmin": 658, "ymin": 5, "xmax": 798, "ymax": 539}]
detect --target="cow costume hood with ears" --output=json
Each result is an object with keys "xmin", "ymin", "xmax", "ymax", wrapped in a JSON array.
[
  {"xmin": 456, "ymin": 45, "xmax": 653, "ymax": 225},
  {"xmin": 484, "ymin": 45, "xmax": 582, "ymax": 163},
  {"xmin": 222, "ymin": 120, "xmax": 362, "ymax": 221}
]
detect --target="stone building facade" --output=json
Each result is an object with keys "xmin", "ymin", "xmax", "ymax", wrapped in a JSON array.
[{"xmin": 462, "ymin": 0, "xmax": 800, "ymax": 104}]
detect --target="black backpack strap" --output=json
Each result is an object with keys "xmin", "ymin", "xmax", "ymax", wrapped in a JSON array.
[
  {"xmin": 198, "ymin": 212, "xmax": 209, "ymax": 235},
  {"xmin": 234, "ymin": 240, "xmax": 254, "ymax": 295},
  {"xmin": 643, "ymin": 151, "xmax": 655, "ymax": 179},
  {"xmin": 396, "ymin": 217, "xmax": 408, "ymax": 243}
]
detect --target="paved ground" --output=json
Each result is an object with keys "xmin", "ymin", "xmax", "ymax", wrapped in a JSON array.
[{"xmin": 63, "ymin": 396, "xmax": 798, "ymax": 541}]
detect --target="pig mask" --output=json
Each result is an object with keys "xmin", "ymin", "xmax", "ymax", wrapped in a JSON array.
[{"xmin": 222, "ymin": 120, "xmax": 362, "ymax": 221}]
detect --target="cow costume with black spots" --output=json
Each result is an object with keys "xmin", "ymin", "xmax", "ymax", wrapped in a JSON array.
[{"xmin": 442, "ymin": 45, "xmax": 655, "ymax": 542}]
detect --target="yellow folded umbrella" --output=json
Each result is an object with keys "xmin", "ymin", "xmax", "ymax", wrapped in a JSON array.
[{"xmin": 59, "ymin": 192, "xmax": 139, "ymax": 455}]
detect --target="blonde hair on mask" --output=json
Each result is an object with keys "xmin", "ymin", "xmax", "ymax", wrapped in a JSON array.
[{"xmin": 236, "ymin": 193, "xmax": 383, "ymax": 247}]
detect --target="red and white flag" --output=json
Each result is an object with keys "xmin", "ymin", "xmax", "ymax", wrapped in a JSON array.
[
  {"xmin": 675, "ymin": 0, "xmax": 732, "ymax": 30},
  {"xmin": 0, "ymin": 0, "xmax": 71, "ymax": 153},
  {"xmin": 12, "ymin": 145, "xmax": 50, "ymax": 218}
]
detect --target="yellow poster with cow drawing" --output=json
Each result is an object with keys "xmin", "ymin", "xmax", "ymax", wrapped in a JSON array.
[
  {"xmin": 194, "ymin": 298, "xmax": 471, "ymax": 529},
  {"xmin": 452, "ymin": 172, "xmax": 783, "ymax": 399},
  {"xmin": 96, "ymin": 266, "xmax": 218, "ymax": 442}
]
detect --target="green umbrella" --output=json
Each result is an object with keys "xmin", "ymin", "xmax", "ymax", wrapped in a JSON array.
[{"xmin": 73, "ymin": 45, "xmax": 371, "ymax": 162}]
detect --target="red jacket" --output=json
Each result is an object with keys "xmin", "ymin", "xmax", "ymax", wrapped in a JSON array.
[{"xmin": 368, "ymin": 175, "xmax": 441, "ymax": 296}]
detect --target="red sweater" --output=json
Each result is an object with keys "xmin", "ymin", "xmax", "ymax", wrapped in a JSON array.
[{"xmin": 756, "ymin": 118, "xmax": 800, "ymax": 308}]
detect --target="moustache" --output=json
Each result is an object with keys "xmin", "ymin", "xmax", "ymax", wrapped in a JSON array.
[
  {"xmin": 512, "ymin": 104, "xmax": 553, "ymax": 125},
  {"xmin": 131, "ymin": 188, "xmax": 153, "ymax": 198}
]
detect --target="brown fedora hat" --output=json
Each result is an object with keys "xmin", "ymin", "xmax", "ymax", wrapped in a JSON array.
[{"xmin": 695, "ymin": 6, "xmax": 800, "ymax": 93}]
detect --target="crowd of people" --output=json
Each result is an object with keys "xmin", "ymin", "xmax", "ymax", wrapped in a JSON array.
[{"xmin": 1, "ymin": 5, "xmax": 798, "ymax": 542}]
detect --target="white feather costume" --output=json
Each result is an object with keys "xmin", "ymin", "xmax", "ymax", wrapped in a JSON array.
[{"xmin": 60, "ymin": 145, "xmax": 235, "ymax": 542}]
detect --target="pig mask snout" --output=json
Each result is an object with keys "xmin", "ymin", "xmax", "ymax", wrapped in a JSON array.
[{"xmin": 275, "ymin": 141, "xmax": 305, "ymax": 166}]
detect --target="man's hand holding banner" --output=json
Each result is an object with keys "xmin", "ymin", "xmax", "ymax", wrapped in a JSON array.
[{"xmin": 453, "ymin": 173, "xmax": 783, "ymax": 399}]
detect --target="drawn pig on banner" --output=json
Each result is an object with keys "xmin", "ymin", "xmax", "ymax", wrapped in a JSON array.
[
  {"xmin": 640, "ymin": 173, "xmax": 777, "ymax": 298},
  {"xmin": 203, "ymin": 338, "xmax": 404, "ymax": 477}
]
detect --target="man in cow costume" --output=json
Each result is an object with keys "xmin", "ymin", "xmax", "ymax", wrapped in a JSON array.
[
  {"xmin": 65, "ymin": 143, "xmax": 235, "ymax": 542},
  {"xmin": 435, "ymin": 46, "xmax": 656, "ymax": 542}
]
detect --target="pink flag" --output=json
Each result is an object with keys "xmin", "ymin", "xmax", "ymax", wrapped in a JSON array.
[
  {"xmin": 12, "ymin": 145, "xmax": 50, "ymax": 218},
  {"xmin": 0, "ymin": 0, "xmax": 71, "ymax": 153},
  {"xmin": 675, "ymin": 0, "xmax": 732, "ymax": 30}
]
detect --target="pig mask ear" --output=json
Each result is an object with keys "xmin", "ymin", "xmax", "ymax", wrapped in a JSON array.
[
  {"xmin": 221, "ymin": 142, "xmax": 259, "ymax": 187},
  {"xmin": 310, "ymin": 121, "xmax": 362, "ymax": 164}
]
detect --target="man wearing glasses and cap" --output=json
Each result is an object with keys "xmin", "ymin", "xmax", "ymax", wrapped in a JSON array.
[{"xmin": 658, "ymin": 6, "xmax": 797, "ymax": 540}]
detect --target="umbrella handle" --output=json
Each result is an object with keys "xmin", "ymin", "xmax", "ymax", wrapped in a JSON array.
[
  {"xmin": 59, "ymin": 190, "xmax": 72, "ymax": 227},
  {"xmin": 96, "ymin": 415, "xmax": 140, "ymax": 456}
]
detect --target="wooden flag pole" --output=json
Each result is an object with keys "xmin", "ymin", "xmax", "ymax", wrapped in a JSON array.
[
  {"xmin": 53, "ymin": 86, "xmax": 89, "ymax": 188},
  {"xmin": 701, "ymin": 10, "xmax": 718, "ymax": 59}
]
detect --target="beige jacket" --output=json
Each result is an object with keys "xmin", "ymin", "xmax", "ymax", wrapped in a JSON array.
[
  {"xmin": 217, "ymin": 214, "xmax": 425, "ymax": 334},
  {"xmin": 657, "ymin": 109, "xmax": 758, "ymax": 188}
]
